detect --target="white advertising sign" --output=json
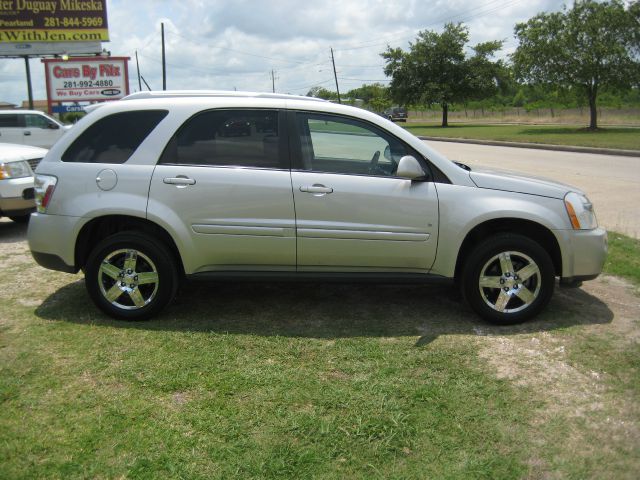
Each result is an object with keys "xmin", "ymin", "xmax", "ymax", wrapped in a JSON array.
[
  {"xmin": 0, "ymin": 41, "xmax": 102, "ymax": 56},
  {"xmin": 43, "ymin": 56, "xmax": 129, "ymax": 102}
]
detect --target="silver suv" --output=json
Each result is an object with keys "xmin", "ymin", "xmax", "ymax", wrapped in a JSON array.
[{"xmin": 27, "ymin": 91, "xmax": 607, "ymax": 324}]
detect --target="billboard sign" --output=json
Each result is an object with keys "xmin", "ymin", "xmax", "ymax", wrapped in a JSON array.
[
  {"xmin": 0, "ymin": 0, "xmax": 108, "ymax": 54},
  {"xmin": 43, "ymin": 57, "xmax": 130, "ymax": 102}
]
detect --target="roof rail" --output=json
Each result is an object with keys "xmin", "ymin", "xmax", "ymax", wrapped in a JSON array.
[{"xmin": 121, "ymin": 90, "xmax": 327, "ymax": 102}]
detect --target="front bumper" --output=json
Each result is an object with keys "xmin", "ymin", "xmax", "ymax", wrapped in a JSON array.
[
  {"xmin": 0, "ymin": 176, "xmax": 35, "ymax": 216},
  {"xmin": 554, "ymin": 227, "xmax": 608, "ymax": 283}
]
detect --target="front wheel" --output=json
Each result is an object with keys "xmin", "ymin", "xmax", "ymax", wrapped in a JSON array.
[
  {"xmin": 462, "ymin": 234, "xmax": 555, "ymax": 324},
  {"xmin": 85, "ymin": 232, "xmax": 178, "ymax": 320}
]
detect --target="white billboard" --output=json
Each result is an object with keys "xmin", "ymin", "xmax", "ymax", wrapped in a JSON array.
[
  {"xmin": 0, "ymin": 41, "xmax": 102, "ymax": 56},
  {"xmin": 43, "ymin": 56, "xmax": 130, "ymax": 102}
]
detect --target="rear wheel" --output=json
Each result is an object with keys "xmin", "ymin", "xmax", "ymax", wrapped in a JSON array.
[
  {"xmin": 462, "ymin": 233, "xmax": 555, "ymax": 324},
  {"xmin": 85, "ymin": 232, "xmax": 178, "ymax": 320}
]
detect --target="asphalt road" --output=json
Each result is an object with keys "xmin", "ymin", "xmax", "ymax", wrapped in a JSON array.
[{"xmin": 427, "ymin": 140, "xmax": 640, "ymax": 238}]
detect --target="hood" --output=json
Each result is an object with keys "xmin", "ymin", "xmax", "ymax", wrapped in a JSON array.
[
  {"xmin": 469, "ymin": 167, "xmax": 581, "ymax": 200},
  {"xmin": 0, "ymin": 142, "xmax": 48, "ymax": 162}
]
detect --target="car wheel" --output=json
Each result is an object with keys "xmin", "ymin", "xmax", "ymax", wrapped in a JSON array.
[
  {"xmin": 85, "ymin": 232, "xmax": 178, "ymax": 320},
  {"xmin": 462, "ymin": 233, "xmax": 555, "ymax": 325},
  {"xmin": 9, "ymin": 214, "xmax": 30, "ymax": 223}
]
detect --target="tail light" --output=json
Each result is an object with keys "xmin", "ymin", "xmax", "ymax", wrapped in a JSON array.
[{"xmin": 34, "ymin": 174, "xmax": 58, "ymax": 213}]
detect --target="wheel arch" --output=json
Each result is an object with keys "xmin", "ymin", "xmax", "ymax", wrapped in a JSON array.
[
  {"xmin": 75, "ymin": 215, "xmax": 185, "ymax": 275},
  {"xmin": 454, "ymin": 218, "xmax": 562, "ymax": 282}
]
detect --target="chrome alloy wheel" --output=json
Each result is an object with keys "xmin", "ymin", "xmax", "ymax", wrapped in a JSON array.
[
  {"xmin": 98, "ymin": 249, "xmax": 159, "ymax": 310},
  {"xmin": 478, "ymin": 250, "xmax": 541, "ymax": 314}
]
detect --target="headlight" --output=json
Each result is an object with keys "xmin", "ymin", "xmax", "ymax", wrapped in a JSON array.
[
  {"xmin": 564, "ymin": 192, "xmax": 598, "ymax": 230},
  {"xmin": 0, "ymin": 161, "xmax": 32, "ymax": 179}
]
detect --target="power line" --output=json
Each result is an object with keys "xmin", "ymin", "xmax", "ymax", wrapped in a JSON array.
[
  {"xmin": 338, "ymin": 77, "xmax": 390, "ymax": 82},
  {"xmin": 165, "ymin": 28, "xmax": 323, "ymax": 67},
  {"xmin": 286, "ymin": 78, "xmax": 334, "ymax": 91},
  {"xmin": 137, "ymin": 52, "xmax": 269, "ymax": 77}
]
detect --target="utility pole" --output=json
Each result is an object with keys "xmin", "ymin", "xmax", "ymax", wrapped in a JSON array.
[
  {"xmin": 140, "ymin": 75, "xmax": 152, "ymax": 91},
  {"xmin": 330, "ymin": 47, "xmax": 341, "ymax": 104},
  {"xmin": 24, "ymin": 56, "xmax": 33, "ymax": 110},
  {"xmin": 135, "ymin": 51, "xmax": 142, "ymax": 91},
  {"xmin": 270, "ymin": 69, "xmax": 278, "ymax": 93},
  {"xmin": 161, "ymin": 22, "xmax": 166, "ymax": 90}
]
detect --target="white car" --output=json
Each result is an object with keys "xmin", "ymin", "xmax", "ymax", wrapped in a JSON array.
[
  {"xmin": 0, "ymin": 110, "xmax": 71, "ymax": 149},
  {"xmin": 0, "ymin": 143, "xmax": 47, "ymax": 223}
]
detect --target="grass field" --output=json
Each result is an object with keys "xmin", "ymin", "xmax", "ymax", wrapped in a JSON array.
[
  {"xmin": 403, "ymin": 124, "xmax": 640, "ymax": 151},
  {"xmin": 604, "ymin": 232, "xmax": 640, "ymax": 286},
  {"xmin": 1, "ymin": 223, "xmax": 638, "ymax": 479}
]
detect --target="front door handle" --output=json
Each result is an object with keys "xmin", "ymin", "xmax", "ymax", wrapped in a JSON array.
[
  {"xmin": 163, "ymin": 176, "xmax": 196, "ymax": 186},
  {"xmin": 300, "ymin": 184, "xmax": 333, "ymax": 194},
  {"xmin": 23, "ymin": 131, "xmax": 31, "ymax": 136}
]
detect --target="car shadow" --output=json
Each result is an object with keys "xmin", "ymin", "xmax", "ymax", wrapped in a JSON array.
[
  {"xmin": 0, "ymin": 218, "xmax": 28, "ymax": 244},
  {"xmin": 35, "ymin": 279, "xmax": 614, "ymax": 345}
]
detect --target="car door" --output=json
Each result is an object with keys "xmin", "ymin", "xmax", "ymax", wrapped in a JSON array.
[
  {"xmin": 23, "ymin": 113, "xmax": 63, "ymax": 148},
  {"xmin": 290, "ymin": 111, "xmax": 439, "ymax": 272},
  {"xmin": 147, "ymin": 109, "xmax": 296, "ymax": 273}
]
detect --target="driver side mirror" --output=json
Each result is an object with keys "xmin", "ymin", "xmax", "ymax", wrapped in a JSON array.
[
  {"xmin": 47, "ymin": 122, "xmax": 60, "ymax": 130},
  {"xmin": 396, "ymin": 155, "xmax": 426, "ymax": 180}
]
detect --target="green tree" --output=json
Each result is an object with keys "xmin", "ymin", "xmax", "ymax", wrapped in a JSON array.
[
  {"xmin": 345, "ymin": 83, "xmax": 391, "ymax": 111},
  {"xmin": 512, "ymin": 0, "xmax": 640, "ymax": 130},
  {"xmin": 306, "ymin": 86, "xmax": 337, "ymax": 101},
  {"xmin": 381, "ymin": 23, "xmax": 503, "ymax": 127}
]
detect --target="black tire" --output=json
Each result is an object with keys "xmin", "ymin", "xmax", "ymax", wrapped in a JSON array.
[
  {"xmin": 461, "ymin": 233, "xmax": 555, "ymax": 325},
  {"xmin": 9, "ymin": 214, "xmax": 30, "ymax": 224},
  {"xmin": 85, "ymin": 232, "xmax": 179, "ymax": 320}
]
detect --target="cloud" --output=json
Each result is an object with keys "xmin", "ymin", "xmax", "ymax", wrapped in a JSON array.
[{"xmin": 0, "ymin": 0, "xmax": 567, "ymax": 104}]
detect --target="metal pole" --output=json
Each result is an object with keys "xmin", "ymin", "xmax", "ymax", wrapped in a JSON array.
[
  {"xmin": 330, "ymin": 48, "xmax": 341, "ymax": 104},
  {"xmin": 140, "ymin": 75, "xmax": 152, "ymax": 91},
  {"xmin": 24, "ymin": 56, "xmax": 34, "ymax": 110},
  {"xmin": 135, "ymin": 50, "xmax": 142, "ymax": 91},
  {"xmin": 161, "ymin": 22, "xmax": 166, "ymax": 90},
  {"xmin": 271, "ymin": 69, "xmax": 275, "ymax": 93}
]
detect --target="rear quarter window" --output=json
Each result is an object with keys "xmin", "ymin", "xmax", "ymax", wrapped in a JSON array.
[{"xmin": 62, "ymin": 110, "xmax": 168, "ymax": 164}]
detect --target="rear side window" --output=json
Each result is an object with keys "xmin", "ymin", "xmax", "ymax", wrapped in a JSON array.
[
  {"xmin": 62, "ymin": 110, "xmax": 168, "ymax": 164},
  {"xmin": 160, "ymin": 109, "xmax": 283, "ymax": 169},
  {"xmin": 0, "ymin": 114, "xmax": 21, "ymax": 128}
]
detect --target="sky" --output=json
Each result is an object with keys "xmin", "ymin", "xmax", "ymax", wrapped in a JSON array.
[{"xmin": 0, "ymin": 0, "xmax": 567, "ymax": 106}]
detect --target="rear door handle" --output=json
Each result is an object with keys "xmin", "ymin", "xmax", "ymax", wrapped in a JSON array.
[
  {"xmin": 163, "ymin": 176, "xmax": 196, "ymax": 186},
  {"xmin": 299, "ymin": 184, "xmax": 333, "ymax": 194},
  {"xmin": 23, "ymin": 131, "xmax": 31, "ymax": 136}
]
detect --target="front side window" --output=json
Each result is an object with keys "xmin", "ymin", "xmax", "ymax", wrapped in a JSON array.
[
  {"xmin": 160, "ymin": 109, "xmax": 283, "ymax": 169},
  {"xmin": 296, "ymin": 113, "xmax": 409, "ymax": 177},
  {"xmin": 62, "ymin": 110, "xmax": 168, "ymax": 164},
  {"xmin": 25, "ymin": 114, "xmax": 51, "ymax": 129}
]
